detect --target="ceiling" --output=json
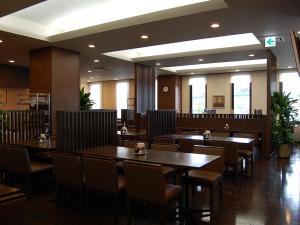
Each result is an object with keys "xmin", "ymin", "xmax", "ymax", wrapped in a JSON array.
[{"xmin": 0, "ymin": 0, "xmax": 299, "ymax": 83}]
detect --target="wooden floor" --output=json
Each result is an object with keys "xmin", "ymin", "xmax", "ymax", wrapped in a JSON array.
[{"xmin": 24, "ymin": 146, "xmax": 300, "ymax": 225}]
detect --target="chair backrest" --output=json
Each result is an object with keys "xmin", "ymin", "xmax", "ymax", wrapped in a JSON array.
[
  {"xmin": 2, "ymin": 145, "xmax": 31, "ymax": 174},
  {"xmin": 152, "ymin": 137, "xmax": 175, "ymax": 144},
  {"xmin": 193, "ymin": 145, "xmax": 224, "ymax": 173},
  {"xmin": 123, "ymin": 161, "xmax": 166, "ymax": 204},
  {"xmin": 179, "ymin": 139, "xmax": 203, "ymax": 153},
  {"xmin": 211, "ymin": 131, "xmax": 230, "ymax": 137},
  {"xmin": 52, "ymin": 153, "xmax": 83, "ymax": 187},
  {"xmin": 122, "ymin": 141, "xmax": 138, "ymax": 148},
  {"xmin": 206, "ymin": 141, "xmax": 239, "ymax": 166},
  {"xmin": 233, "ymin": 133, "xmax": 257, "ymax": 150},
  {"xmin": 82, "ymin": 157, "xmax": 119, "ymax": 193},
  {"xmin": 150, "ymin": 143, "xmax": 179, "ymax": 152},
  {"xmin": 0, "ymin": 144, "xmax": 7, "ymax": 168}
]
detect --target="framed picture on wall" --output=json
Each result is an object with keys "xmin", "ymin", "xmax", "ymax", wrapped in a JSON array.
[{"xmin": 212, "ymin": 95, "xmax": 225, "ymax": 108}]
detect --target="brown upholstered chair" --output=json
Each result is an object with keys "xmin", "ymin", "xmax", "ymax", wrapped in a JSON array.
[
  {"xmin": 206, "ymin": 141, "xmax": 243, "ymax": 175},
  {"xmin": 151, "ymin": 143, "xmax": 179, "ymax": 152},
  {"xmin": 0, "ymin": 184, "xmax": 26, "ymax": 225},
  {"xmin": 188, "ymin": 145, "xmax": 224, "ymax": 215},
  {"xmin": 82, "ymin": 157, "xmax": 126, "ymax": 224},
  {"xmin": 123, "ymin": 161, "xmax": 183, "ymax": 225},
  {"xmin": 178, "ymin": 139, "xmax": 203, "ymax": 153},
  {"xmin": 52, "ymin": 153, "xmax": 84, "ymax": 209},
  {"xmin": 152, "ymin": 137, "xmax": 175, "ymax": 144},
  {"xmin": 233, "ymin": 133, "xmax": 256, "ymax": 174},
  {"xmin": 2, "ymin": 144, "xmax": 53, "ymax": 196}
]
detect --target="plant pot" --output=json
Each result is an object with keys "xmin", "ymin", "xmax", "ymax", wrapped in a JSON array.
[{"xmin": 278, "ymin": 144, "xmax": 292, "ymax": 158}]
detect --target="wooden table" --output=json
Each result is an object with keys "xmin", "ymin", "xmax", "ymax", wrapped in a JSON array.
[
  {"xmin": 77, "ymin": 145, "xmax": 219, "ymax": 213},
  {"xmin": 5, "ymin": 137, "xmax": 56, "ymax": 152},
  {"xmin": 161, "ymin": 134, "xmax": 255, "ymax": 144}
]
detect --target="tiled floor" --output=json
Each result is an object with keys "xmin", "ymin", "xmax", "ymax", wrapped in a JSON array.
[{"xmin": 24, "ymin": 146, "xmax": 300, "ymax": 225}]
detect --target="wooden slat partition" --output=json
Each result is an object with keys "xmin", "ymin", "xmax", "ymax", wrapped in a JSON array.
[
  {"xmin": 56, "ymin": 110, "xmax": 117, "ymax": 152},
  {"xmin": 0, "ymin": 110, "xmax": 46, "ymax": 143},
  {"xmin": 147, "ymin": 110, "xmax": 176, "ymax": 146}
]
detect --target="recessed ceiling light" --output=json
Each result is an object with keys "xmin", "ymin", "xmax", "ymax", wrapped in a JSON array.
[
  {"xmin": 104, "ymin": 33, "xmax": 260, "ymax": 61},
  {"xmin": 0, "ymin": 40, "xmax": 3, "ymax": 43},
  {"xmin": 90, "ymin": 76, "xmax": 94, "ymax": 79},
  {"xmin": 156, "ymin": 62, "xmax": 161, "ymax": 66},
  {"xmin": 141, "ymin": 35, "xmax": 149, "ymax": 39},
  {"xmin": 94, "ymin": 59, "xmax": 99, "ymax": 63},
  {"xmin": 88, "ymin": 44, "xmax": 95, "ymax": 48},
  {"xmin": 88, "ymin": 70, "xmax": 92, "ymax": 73},
  {"xmin": 210, "ymin": 23, "xmax": 220, "ymax": 28},
  {"xmin": 198, "ymin": 58, "xmax": 204, "ymax": 62},
  {"xmin": 190, "ymin": 72, "xmax": 195, "ymax": 75},
  {"xmin": 288, "ymin": 66, "xmax": 293, "ymax": 69},
  {"xmin": 248, "ymin": 53, "xmax": 255, "ymax": 57},
  {"xmin": 161, "ymin": 59, "xmax": 267, "ymax": 73},
  {"xmin": 9, "ymin": 60, "xmax": 15, "ymax": 63},
  {"xmin": 114, "ymin": 78, "xmax": 118, "ymax": 80},
  {"xmin": 235, "ymin": 69, "xmax": 240, "ymax": 72},
  {"xmin": 87, "ymin": 81, "xmax": 91, "ymax": 83},
  {"xmin": 298, "ymin": 31, "xmax": 300, "ymax": 34}
]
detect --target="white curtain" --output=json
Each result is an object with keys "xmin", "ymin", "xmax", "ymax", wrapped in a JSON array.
[{"xmin": 116, "ymin": 81, "xmax": 129, "ymax": 118}]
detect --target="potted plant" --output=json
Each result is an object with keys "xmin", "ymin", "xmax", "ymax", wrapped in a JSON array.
[
  {"xmin": 80, "ymin": 87, "xmax": 95, "ymax": 110},
  {"xmin": 272, "ymin": 92, "xmax": 298, "ymax": 158}
]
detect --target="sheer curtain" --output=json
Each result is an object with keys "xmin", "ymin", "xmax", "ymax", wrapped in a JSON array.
[
  {"xmin": 116, "ymin": 80, "xmax": 129, "ymax": 118},
  {"xmin": 89, "ymin": 82, "xmax": 102, "ymax": 109},
  {"xmin": 231, "ymin": 75, "xmax": 251, "ymax": 114},
  {"xmin": 189, "ymin": 77, "xmax": 206, "ymax": 113}
]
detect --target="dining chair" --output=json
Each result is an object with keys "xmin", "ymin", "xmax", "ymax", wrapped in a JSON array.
[
  {"xmin": 2, "ymin": 144, "xmax": 53, "ymax": 196},
  {"xmin": 178, "ymin": 139, "xmax": 203, "ymax": 153},
  {"xmin": 123, "ymin": 160, "xmax": 183, "ymax": 225},
  {"xmin": 52, "ymin": 153, "xmax": 84, "ymax": 210},
  {"xmin": 233, "ymin": 133, "xmax": 256, "ymax": 175},
  {"xmin": 152, "ymin": 137, "xmax": 175, "ymax": 144},
  {"xmin": 188, "ymin": 145, "xmax": 224, "ymax": 215},
  {"xmin": 82, "ymin": 157, "xmax": 126, "ymax": 224},
  {"xmin": 206, "ymin": 141, "xmax": 243, "ymax": 176}
]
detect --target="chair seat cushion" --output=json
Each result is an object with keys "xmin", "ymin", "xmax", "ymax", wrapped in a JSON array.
[
  {"xmin": 188, "ymin": 170, "xmax": 222, "ymax": 185},
  {"xmin": 165, "ymin": 184, "xmax": 182, "ymax": 201},
  {"xmin": 30, "ymin": 162, "xmax": 53, "ymax": 173},
  {"xmin": 238, "ymin": 149, "xmax": 253, "ymax": 157},
  {"xmin": 0, "ymin": 184, "xmax": 21, "ymax": 198}
]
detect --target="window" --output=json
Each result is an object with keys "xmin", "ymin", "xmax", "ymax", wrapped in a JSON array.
[
  {"xmin": 189, "ymin": 77, "xmax": 206, "ymax": 114},
  {"xmin": 279, "ymin": 72, "xmax": 300, "ymax": 121},
  {"xmin": 116, "ymin": 81, "xmax": 129, "ymax": 118},
  {"xmin": 231, "ymin": 75, "xmax": 251, "ymax": 114},
  {"xmin": 89, "ymin": 83, "xmax": 102, "ymax": 109}
]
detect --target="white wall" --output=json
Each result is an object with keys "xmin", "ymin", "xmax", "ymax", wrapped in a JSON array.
[{"xmin": 181, "ymin": 71, "xmax": 268, "ymax": 114}]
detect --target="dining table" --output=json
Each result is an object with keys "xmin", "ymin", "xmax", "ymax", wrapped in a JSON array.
[
  {"xmin": 117, "ymin": 129, "xmax": 147, "ymax": 141},
  {"xmin": 5, "ymin": 137, "xmax": 56, "ymax": 152},
  {"xmin": 76, "ymin": 145, "xmax": 220, "ymax": 214}
]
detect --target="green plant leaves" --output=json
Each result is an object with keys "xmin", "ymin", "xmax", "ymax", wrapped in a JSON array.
[{"xmin": 80, "ymin": 87, "xmax": 95, "ymax": 110}]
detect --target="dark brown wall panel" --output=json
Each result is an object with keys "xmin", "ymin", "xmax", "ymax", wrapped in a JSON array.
[{"xmin": 0, "ymin": 64, "xmax": 29, "ymax": 88}]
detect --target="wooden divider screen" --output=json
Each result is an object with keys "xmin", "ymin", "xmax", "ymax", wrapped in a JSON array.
[
  {"xmin": 147, "ymin": 110, "xmax": 176, "ymax": 145},
  {"xmin": 56, "ymin": 110, "xmax": 117, "ymax": 152}
]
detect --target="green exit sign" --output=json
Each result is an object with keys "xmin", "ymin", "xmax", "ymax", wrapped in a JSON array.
[{"xmin": 265, "ymin": 36, "xmax": 276, "ymax": 47}]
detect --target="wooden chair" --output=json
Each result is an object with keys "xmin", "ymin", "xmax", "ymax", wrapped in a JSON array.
[
  {"xmin": 2, "ymin": 144, "xmax": 53, "ymax": 196},
  {"xmin": 206, "ymin": 141, "xmax": 243, "ymax": 176},
  {"xmin": 188, "ymin": 145, "xmax": 224, "ymax": 215},
  {"xmin": 152, "ymin": 137, "xmax": 175, "ymax": 144},
  {"xmin": 52, "ymin": 153, "xmax": 84, "ymax": 210},
  {"xmin": 178, "ymin": 139, "xmax": 203, "ymax": 153},
  {"xmin": 151, "ymin": 143, "xmax": 179, "ymax": 152},
  {"xmin": 123, "ymin": 161, "xmax": 183, "ymax": 225},
  {"xmin": 233, "ymin": 133, "xmax": 256, "ymax": 175},
  {"xmin": 82, "ymin": 157, "xmax": 126, "ymax": 224}
]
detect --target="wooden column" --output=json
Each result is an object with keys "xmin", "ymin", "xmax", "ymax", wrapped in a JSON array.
[
  {"xmin": 134, "ymin": 63, "xmax": 155, "ymax": 114},
  {"xmin": 265, "ymin": 50, "xmax": 277, "ymax": 158},
  {"xmin": 157, "ymin": 75, "xmax": 182, "ymax": 113},
  {"xmin": 29, "ymin": 47, "xmax": 80, "ymax": 134}
]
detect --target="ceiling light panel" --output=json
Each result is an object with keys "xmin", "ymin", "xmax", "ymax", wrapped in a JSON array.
[
  {"xmin": 104, "ymin": 33, "xmax": 261, "ymax": 61},
  {"xmin": 0, "ymin": 0, "xmax": 227, "ymax": 41},
  {"xmin": 161, "ymin": 59, "xmax": 267, "ymax": 73}
]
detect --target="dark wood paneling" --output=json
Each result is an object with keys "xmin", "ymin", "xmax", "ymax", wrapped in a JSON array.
[
  {"xmin": 56, "ymin": 110, "xmax": 117, "ymax": 152},
  {"xmin": 135, "ymin": 64, "xmax": 155, "ymax": 114},
  {"xmin": 0, "ymin": 64, "xmax": 29, "ymax": 88}
]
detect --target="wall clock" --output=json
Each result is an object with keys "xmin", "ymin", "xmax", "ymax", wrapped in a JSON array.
[{"xmin": 162, "ymin": 86, "xmax": 169, "ymax": 93}]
